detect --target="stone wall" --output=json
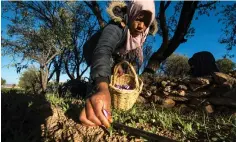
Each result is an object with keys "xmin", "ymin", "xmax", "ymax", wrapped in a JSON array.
[{"xmin": 138, "ymin": 72, "xmax": 236, "ymax": 113}]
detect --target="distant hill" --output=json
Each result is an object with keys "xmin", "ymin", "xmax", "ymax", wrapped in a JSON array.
[{"xmin": 1, "ymin": 84, "xmax": 20, "ymax": 89}]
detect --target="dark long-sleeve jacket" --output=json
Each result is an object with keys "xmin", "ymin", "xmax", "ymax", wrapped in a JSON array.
[{"xmin": 83, "ymin": 22, "xmax": 127, "ymax": 85}]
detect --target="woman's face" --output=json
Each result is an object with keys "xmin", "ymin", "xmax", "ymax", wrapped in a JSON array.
[{"xmin": 129, "ymin": 10, "xmax": 152, "ymax": 37}]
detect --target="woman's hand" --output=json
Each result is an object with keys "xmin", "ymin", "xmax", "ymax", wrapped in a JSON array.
[
  {"xmin": 117, "ymin": 64, "xmax": 124, "ymax": 77},
  {"xmin": 79, "ymin": 82, "xmax": 112, "ymax": 128}
]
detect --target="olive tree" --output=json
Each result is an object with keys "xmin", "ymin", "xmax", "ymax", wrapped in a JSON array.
[
  {"xmin": 160, "ymin": 54, "xmax": 190, "ymax": 77},
  {"xmin": 2, "ymin": 1, "xmax": 94, "ymax": 93},
  {"xmin": 1, "ymin": 78, "xmax": 6, "ymax": 86},
  {"xmin": 216, "ymin": 58, "xmax": 236, "ymax": 73},
  {"xmin": 18, "ymin": 66, "xmax": 41, "ymax": 94}
]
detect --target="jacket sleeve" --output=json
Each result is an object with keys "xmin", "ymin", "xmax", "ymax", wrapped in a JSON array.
[{"xmin": 90, "ymin": 24, "xmax": 123, "ymax": 85}]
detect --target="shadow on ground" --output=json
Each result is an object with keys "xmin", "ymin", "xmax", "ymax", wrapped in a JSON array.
[
  {"xmin": 64, "ymin": 98, "xmax": 85, "ymax": 123},
  {"xmin": 1, "ymin": 89, "xmax": 52, "ymax": 142}
]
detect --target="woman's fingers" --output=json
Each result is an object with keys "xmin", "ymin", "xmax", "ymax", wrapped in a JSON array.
[
  {"xmin": 107, "ymin": 111, "xmax": 113, "ymax": 123},
  {"xmin": 79, "ymin": 108, "xmax": 96, "ymax": 126},
  {"xmin": 92, "ymin": 99, "xmax": 111, "ymax": 128},
  {"xmin": 80, "ymin": 90, "xmax": 112, "ymax": 128},
  {"xmin": 85, "ymin": 99, "xmax": 102, "ymax": 126},
  {"xmin": 103, "ymin": 109, "xmax": 113, "ymax": 123}
]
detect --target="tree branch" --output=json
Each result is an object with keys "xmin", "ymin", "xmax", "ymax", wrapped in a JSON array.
[
  {"xmin": 164, "ymin": 1, "xmax": 171, "ymax": 11},
  {"xmin": 64, "ymin": 51, "xmax": 75, "ymax": 80},
  {"xmin": 84, "ymin": 1, "xmax": 106, "ymax": 29},
  {"xmin": 45, "ymin": 51, "xmax": 60, "ymax": 65},
  {"xmin": 80, "ymin": 65, "xmax": 89, "ymax": 78},
  {"xmin": 159, "ymin": 1, "xmax": 169, "ymax": 49},
  {"xmin": 47, "ymin": 67, "xmax": 56, "ymax": 82},
  {"xmin": 164, "ymin": 1, "xmax": 199, "ymax": 56},
  {"xmin": 22, "ymin": 2, "xmax": 54, "ymax": 27},
  {"xmin": 196, "ymin": 1, "xmax": 217, "ymax": 9}
]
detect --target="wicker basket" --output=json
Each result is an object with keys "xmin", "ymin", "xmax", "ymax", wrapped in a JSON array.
[{"xmin": 109, "ymin": 61, "xmax": 143, "ymax": 111}]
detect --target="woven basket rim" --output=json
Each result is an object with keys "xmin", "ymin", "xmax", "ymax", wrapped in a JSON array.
[
  {"xmin": 112, "ymin": 61, "xmax": 139, "ymax": 88},
  {"xmin": 109, "ymin": 77, "xmax": 143, "ymax": 93}
]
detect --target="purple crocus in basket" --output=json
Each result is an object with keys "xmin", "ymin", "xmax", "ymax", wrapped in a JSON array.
[{"xmin": 114, "ymin": 84, "xmax": 133, "ymax": 90}]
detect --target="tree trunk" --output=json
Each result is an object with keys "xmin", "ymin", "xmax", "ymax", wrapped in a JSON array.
[
  {"xmin": 73, "ymin": 40, "xmax": 80, "ymax": 80},
  {"xmin": 55, "ymin": 56, "xmax": 63, "ymax": 83},
  {"xmin": 31, "ymin": 83, "xmax": 36, "ymax": 94},
  {"xmin": 143, "ymin": 1, "xmax": 199, "ymax": 74},
  {"xmin": 64, "ymin": 50, "xmax": 75, "ymax": 80},
  {"xmin": 56, "ymin": 69, "xmax": 60, "ymax": 83},
  {"xmin": 84, "ymin": 1, "xmax": 106, "ymax": 29},
  {"xmin": 40, "ymin": 64, "xmax": 49, "ymax": 94}
]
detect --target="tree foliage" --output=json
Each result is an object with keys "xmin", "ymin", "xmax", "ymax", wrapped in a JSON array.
[
  {"xmin": 216, "ymin": 58, "xmax": 236, "ymax": 73},
  {"xmin": 2, "ymin": 1, "xmax": 70, "ymax": 92},
  {"xmin": 18, "ymin": 66, "xmax": 41, "ymax": 94},
  {"xmin": 160, "ymin": 54, "xmax": 190, "ymax": 77},
  {"xmin": 1, "ymin": 78, "xmax": 6, "ymax": 86},
  {"xmin": 2, "ymin": 1, "xmax": 96, "ymax": 92},
  {"xmin": 218, "ymin": 3, "xmax": 236, "ymax": 58}
]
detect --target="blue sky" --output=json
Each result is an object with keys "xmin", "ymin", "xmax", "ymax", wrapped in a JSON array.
[{"xmin": 1, "ymin": 1, "xmax": 236, "ymax": 84}]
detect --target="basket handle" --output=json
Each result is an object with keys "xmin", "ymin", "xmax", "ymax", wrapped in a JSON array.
[{"xmin": 113, "ymin": 61, "xmax": 139, "ymax": 88}]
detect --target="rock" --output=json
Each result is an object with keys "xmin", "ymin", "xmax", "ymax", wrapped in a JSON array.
[
  {"xmin": 178, "ymin": 90, "xmax": 185, "ymax": 96},
  {"xmin": 162, "ymin": 98, "xmax": 175, "ymax": 108},
  {"xmin": 167, "ymin": 96, "xmax": 188, "ymax": 102},
  {"xmin": 188, "ymin": 91, "xmax": 211, "ymax": 98},
  {"xmin": 213, "ymin": 72, "xmax": 236, "ymax": 85},
  {"xmin": 145, "ymin": 90, "xmax": 152, "ymax": 98},
  {"xmin": 171, "ymin": 90, "xmax": 178, "ymax": 95},
  {"xmin": 172, "ymin": 78, "xmax": 178, "ymax": 82},
  {"xmin": 179, "ymin": 104, "xmax": 187, "ymax": 108},
  {"xmin": 229, "ymin": 70, "xmax": 236, "ymax": 78},
  {"xmin": 163, "ymin": 91, "xmax": 169, "ymax": 96},
  {"xmin": 153, "ymin": 91, "xmax": 164, "ymax": 97},
  {"xmin": 151, "ymin": 95, "xmax": 162, "ymax": 103},
  {"xmin": 222, "ymin": 88, "xmax": 236, "ymax": 101},
  {"xmin": 136, "ymin": 96, "xmax": 147, "ymax": 104},
  {"xmin": 141, "ymin": 85, "xmax": 147, "ymax": 92},
  {"xmin": 151, "ymin": 90, "xmax": 158, "ymax": 94},
  {"xmin": 169, "ymin": 82, "xmax": 177, "ymax": 87},
  {"xmin": 189, "ymin": 98, "xmax": 204, "ymax": 106},
  {"xmin": 188, "ymin": 83, "xmax": 209, "ymax": 92},
  {"xmin": 183, "ymin": 78, "xmax": 191, "ymax": 84},
  {"xmin": 205, "ymin": 104, "xmax": 214, "ymax": 114},
  {"xmin": 179, "ymin": 104, "xmax": 193, "ymax": 114},
  {"xmin": 210, "ymin": 85, "xmax": 230, "ymax": 96},
  {"xmin": 209, "ymin": 84, "xmax": 218, "ymax": 89},
  {"xmin": 191, "ymin": 77, "xmax": 211, "ymax": 85},
  {"xmin": 164, "ymin": 86, "xmax": 171, "ymax": 93},
  {"xmin": 221, "ymin": 82, "xmax": 233, "ymax": 89},
  {"xmin": 208, "ymin": 97, "xmax": 236, "ymax": 108},
  {"xmin": 178, "ymin": 85, "xmax": 188, "ymax": 90},
  {"xmin": 177, "ymin": 77, "xmax": 183, "ymax": 82},
  {"xmin": 161, "ymin": 81, "xmax": 168, "ymax": 87},
  {"xmin": 150, "ymin": 86, "xmax": 157, "ymax": 92}
]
